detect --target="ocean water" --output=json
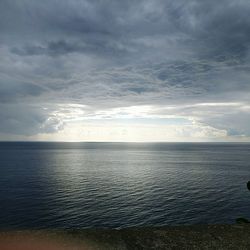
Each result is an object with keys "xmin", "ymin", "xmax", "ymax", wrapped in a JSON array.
[{"xmin": 0, "ymin": 142, "xmax": 250, "ymax": 229}]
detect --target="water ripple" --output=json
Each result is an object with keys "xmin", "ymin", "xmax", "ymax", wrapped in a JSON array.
[{"xmin": 0, "ymin": 142, "xmax": 250, "ymax": 229}]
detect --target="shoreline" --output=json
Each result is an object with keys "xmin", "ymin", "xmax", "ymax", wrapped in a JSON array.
[{"xmin": 1, "ymin": 224, "xmax": 250, "ymax": 249}]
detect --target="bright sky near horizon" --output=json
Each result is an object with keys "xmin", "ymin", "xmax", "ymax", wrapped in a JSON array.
[{"xmin": 1, "ymin": 0, "xmax": 250, "ymax": 142}]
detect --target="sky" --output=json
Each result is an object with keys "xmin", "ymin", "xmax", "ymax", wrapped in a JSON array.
[{"xmin": 0, "ymin": 0, "xmax": 250, "ymax": 142}]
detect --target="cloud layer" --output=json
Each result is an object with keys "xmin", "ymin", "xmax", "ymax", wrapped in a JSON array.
[{"xmin": 1, "ymin": 0, "xmax": 250, "ymax": 141}]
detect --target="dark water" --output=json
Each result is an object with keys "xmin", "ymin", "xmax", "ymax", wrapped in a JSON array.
[{"xmin": 0, "ymin": 142, "xmax": 250, "ymax": 229}]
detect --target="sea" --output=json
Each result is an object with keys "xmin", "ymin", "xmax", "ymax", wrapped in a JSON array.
[{"xmin": 0, "ymin": 142, "xmax": 250, "ymax": 229}]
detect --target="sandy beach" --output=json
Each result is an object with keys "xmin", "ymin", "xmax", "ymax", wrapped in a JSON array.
[{"xmin": 1, "ymin": 224, "xmax": 250, "ymax": 249}]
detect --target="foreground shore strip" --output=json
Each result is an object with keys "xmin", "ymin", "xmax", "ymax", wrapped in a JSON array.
[{"xmin": 1, "ymin": 224, "xmax": 250, "ymax": 249}]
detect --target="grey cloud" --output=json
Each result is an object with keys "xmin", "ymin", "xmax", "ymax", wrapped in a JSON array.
[
  {"xmin": 1, "ymin": 0, "xmax": 250, "ymax": 139},
  {"xmin": 0, "ymin": 104, "xmax": 64, "ymax": 136},
  {"xmin": 11, "ymin": 39, "xmax": 132, "ymax": 57},
  {"xmin": 199, "ymin": 111, "xmax": 250, "ymax": 137},
  {"xmin": 191, "ymin": 1, "xmax": 250, "ymax": 61},
  {"xmin": 4, "ymin": 0, "xmax": 250, "ymax": 65},
  {"xmin": 147, "ymin": 102, "xmax": 250, "ymax": 137},
  {"xmin": 0, "ymin": 79, "xmax": 46, "ymax": 103},
  {"xmin": 11, "ymin": 41, "xmax": 87, "ymax": 57}
]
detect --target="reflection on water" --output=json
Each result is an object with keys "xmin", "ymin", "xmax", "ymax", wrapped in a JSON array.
[{"xmin": 0, "ymin": 142, "xmax": 250, "ymax": 229}]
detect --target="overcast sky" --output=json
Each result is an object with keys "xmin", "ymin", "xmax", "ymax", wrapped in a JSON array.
[{"xmin": 1, "ymin": 0, "xmax": 250, "ymax": 141}]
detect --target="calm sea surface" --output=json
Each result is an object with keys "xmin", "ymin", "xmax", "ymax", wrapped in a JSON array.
[{"xmin": 0, "ymin": 142, "xmax": 250, "ymax": 229}]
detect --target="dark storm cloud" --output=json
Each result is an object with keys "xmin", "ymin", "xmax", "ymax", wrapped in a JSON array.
[
  {"xmin": 190, "ymin": 1, "xmax": 250, "ymax": 61},
  {"xmin": 0, "ymin": 0, "xmax": 250, "ymax": 138},
  {"xmin": 2, "ymin": 0, "xmax": 250, "ymax": 60}
]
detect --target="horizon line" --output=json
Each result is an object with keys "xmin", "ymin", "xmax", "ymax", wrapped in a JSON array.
[{"xmin": 0, "ymin": 140, "xmax": 249, "ymax": 144}]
